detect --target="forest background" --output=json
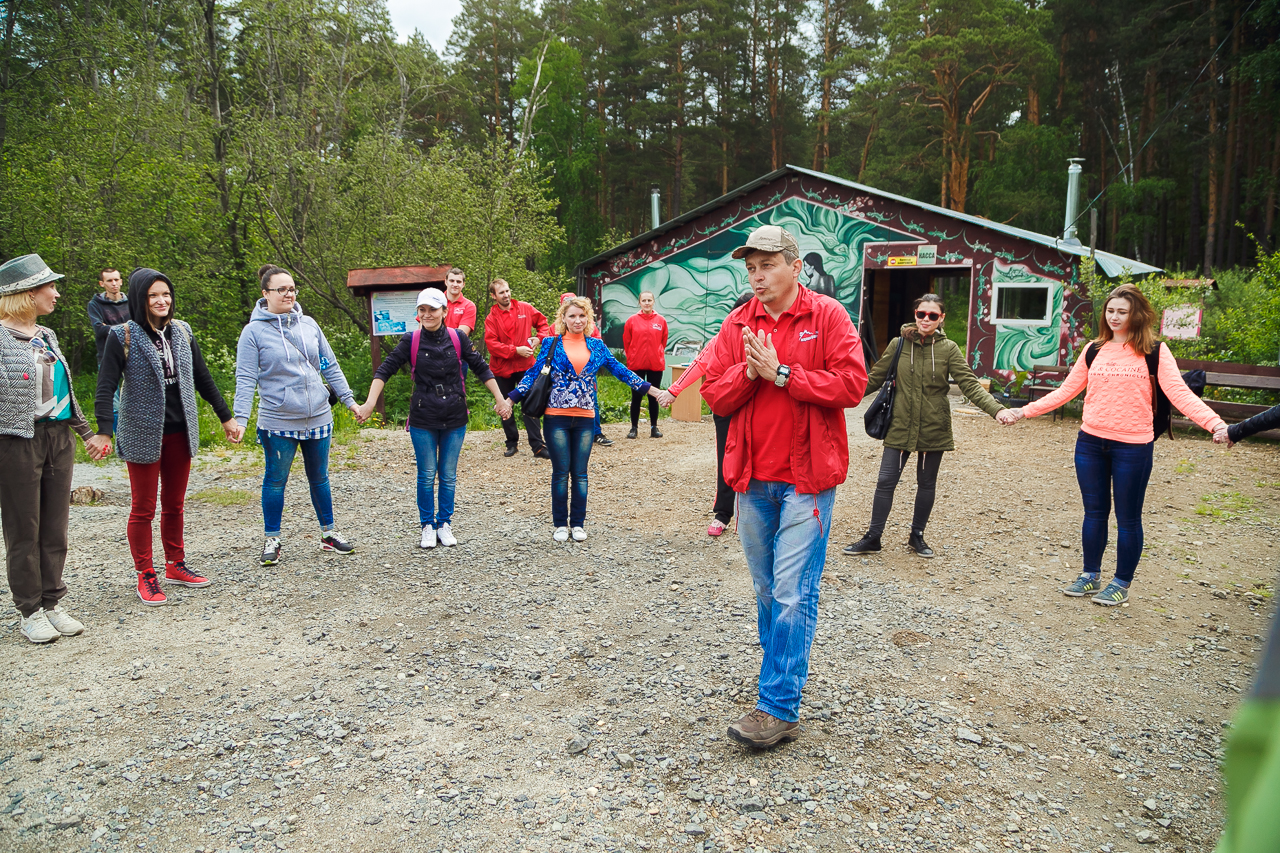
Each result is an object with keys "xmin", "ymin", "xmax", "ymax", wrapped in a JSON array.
[{"xmin": 1, "ymin": 0, "xmax": 1278, "ymax": 429}]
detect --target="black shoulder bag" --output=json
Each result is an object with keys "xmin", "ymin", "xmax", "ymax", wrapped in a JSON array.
[
  {"xmin": 521, "ymin": 336, "xmax": 560, "ymax": 418},
  {"xmin": 863, "ymin": 337, "xmax": 905, "ymax": 440}
]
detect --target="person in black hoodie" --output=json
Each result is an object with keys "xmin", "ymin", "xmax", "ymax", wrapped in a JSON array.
[
  {"xmin": 355, "ymin": 288, "xmax": 510, "ymax": 549},
  {"xmin": 94, "ymin": 268, "xmax": 244, "ymax": 606},
  {"xmin": 86, "ymin": 268, "xmax": 129, "ymax": 366}
]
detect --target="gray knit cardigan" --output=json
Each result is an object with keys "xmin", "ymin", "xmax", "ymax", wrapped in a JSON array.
[
  {"xmin": 112, "ymin": 320, "xmax": 201, "ymax": 463},
  {"xmin": 0, "ymin": 324, "xmax": 92, "ymax": 440}
]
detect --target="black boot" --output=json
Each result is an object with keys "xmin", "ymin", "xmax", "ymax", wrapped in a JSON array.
[
  {"xmin": 650, "ymin": 426, "xmax": 663, "ymax": 438},
  {"xmin": 908, "ymin": 531, "xmax": 934, "ymax": 558},
  {"xmin": 626, "ymin": 427, "xmax": 638, "ymax": 439},
  {"xmin": 842, "ymin": 532, "xmax": 881, "ymax": 555}
]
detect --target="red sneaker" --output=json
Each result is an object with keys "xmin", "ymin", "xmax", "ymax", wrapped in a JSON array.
[
  {"xmin": 137, "ymin": 571, "xmax": 167, "ymax": 606},
  {"xmin": 164, "ymin": 561, "xmax": 211, "ymax": 588}
]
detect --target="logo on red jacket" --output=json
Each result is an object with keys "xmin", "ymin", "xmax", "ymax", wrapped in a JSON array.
[{"xmin": 799, "ymin": 329, "xmax": 818, "ymax": 342}]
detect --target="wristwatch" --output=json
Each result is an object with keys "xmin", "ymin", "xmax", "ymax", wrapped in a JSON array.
[{"xmin": 774, "ymin": 364, "xmax": 791, "ymax": 388}]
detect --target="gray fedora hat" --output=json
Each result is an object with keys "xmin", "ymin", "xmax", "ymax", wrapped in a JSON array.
[{"xmin": 0, "ymin": 254, "xmax": 64, "ymax": 296}]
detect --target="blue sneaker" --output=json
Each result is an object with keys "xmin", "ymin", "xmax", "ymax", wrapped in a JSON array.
[
  {"xmin": 1091, "ymin": 580, "xmax": 1129, "ymax": 607},
  {"xmin": 1062, "ymin": 575, "xmax": 1102, "ymax": 597}
]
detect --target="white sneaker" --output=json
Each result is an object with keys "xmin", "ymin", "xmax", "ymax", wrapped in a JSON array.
[
  {"xmin": 437, "ymin": 524, "xmax": 457, "ymax": 547},
  {"xmin": 553, "ymin": 527, "xmax": 570, "ymax": 542},
  {"xmin": 420, "ymin": 526, "xmax": 437, "ymax": 549},
  {"xmin": 19, "ymin": 609, "xmax": 59, "ymax": 644},
  {"xmin": 571, "ymin": 527, "xmax": 587, "ymax": 542},
  {"xmin": 45, "ymin": 605, "xmax": 84, "ymax": 636}
]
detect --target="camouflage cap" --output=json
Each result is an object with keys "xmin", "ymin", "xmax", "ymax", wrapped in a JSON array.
[{"xmin": 731, "ymin": 225, "xmax": 800, "ymax": 260}]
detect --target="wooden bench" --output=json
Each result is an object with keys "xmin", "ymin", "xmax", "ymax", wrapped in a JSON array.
[
  {"xmin": 1022, "ymin": 358, "xmax": 1280, "ymax": 439},
  {"xmin": 1173, "ymin": 358, "xmax": 1280, "ymax": 439},
  {"xmin": 1025, "ymin": 364, "xmax": 1071, "ymax": 422}
]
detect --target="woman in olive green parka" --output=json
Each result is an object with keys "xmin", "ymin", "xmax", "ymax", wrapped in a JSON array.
[{"xmin": 843, "ymin": 293, "xmax": 1005, "ymax": 557}]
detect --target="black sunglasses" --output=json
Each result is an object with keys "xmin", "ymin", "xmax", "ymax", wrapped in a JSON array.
[{"xmin": 915, "ymin": 310, "xmax": 941, "ymax": 321}]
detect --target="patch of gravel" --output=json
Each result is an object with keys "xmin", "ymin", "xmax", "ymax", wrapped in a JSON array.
[{"xmin": 1, "ymin": 398, "xmax": 1274, "ymax": 853}]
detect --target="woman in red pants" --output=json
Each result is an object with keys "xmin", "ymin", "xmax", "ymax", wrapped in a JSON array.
[{"xmin": 94, "ymin": 268, "xmax": 243, "ymax": 606}]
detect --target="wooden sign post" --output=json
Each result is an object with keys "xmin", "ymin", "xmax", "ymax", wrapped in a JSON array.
[{"xmin": 345, "ymin": 264, "xmax": 452, "ymax": 419}]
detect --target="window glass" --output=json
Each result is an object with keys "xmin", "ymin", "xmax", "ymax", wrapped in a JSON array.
[{"xmin": 995, "ymin": 286, "xmax": 1049, "ymax": 322}]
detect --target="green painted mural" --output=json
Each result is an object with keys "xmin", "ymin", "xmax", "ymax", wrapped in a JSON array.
[
  {"xmin": 990, "ymin": 263, "xmax": 1065, "ymax": 370},
  {"xmin": 599, "ymin": 198, "xmax": 903, "ymax": 349}
]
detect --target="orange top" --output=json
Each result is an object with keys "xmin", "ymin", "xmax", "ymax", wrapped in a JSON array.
[
  {"xmin": 1022, "ymin": 340, "xmax": 1225, "ymax": 443},
  {"xmin": 546, "ymin": 333, "xmax": 595, "ymax": 417}
]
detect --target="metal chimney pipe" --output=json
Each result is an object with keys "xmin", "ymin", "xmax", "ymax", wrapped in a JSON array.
[
  {"xmin": 650, "ymin": 184, "xmax": 661, "ymax": 231},
  {"xmin": 1062, "ymin": 159, "xmax": 1084, "ymax": 244}
]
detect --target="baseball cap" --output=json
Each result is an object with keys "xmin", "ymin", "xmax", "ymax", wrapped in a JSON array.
[
  {"xmin": 417, "ymin": 288, "xmax": 447, "ymax": 309},
  {"xmin": 731, "ymin": 225, "xmax": 800, "ymax": 259}
]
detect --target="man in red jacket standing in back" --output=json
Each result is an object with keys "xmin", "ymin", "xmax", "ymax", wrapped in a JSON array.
[
  {"xmin": 485, "ymin": 278, "xmax": 551, "ymax": 458},
  {"xmin": 700, "ymin": 225, "xmax": 868, "ymax": 749}
]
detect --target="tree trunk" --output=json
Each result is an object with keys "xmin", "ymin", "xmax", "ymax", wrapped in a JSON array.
[
  {"xmin": 0, "ymin": 0, "xmax": 15, "ymax": 154},
  {"xmin": 1265, "ymin": 123, "xmax": 1279, "ymax": 249},
  {"xmin": 1216, "ymin": 1, "xmax": 1242, "ymax": 268},
  {"xmin": 1055, "ymin": 32, "xmax": 1068, "ymax": 110},
  {"xmin": 1188, "ymin": 158, "xmax": 1202, "ymax": 270},
  {"xmin": 813, "ymin": 0, "xmax": 833, "ymax": 170},
  {"xmin": 1204, "ymin": 0, "xmax": 1220, "ymax": 274},
  {"xmin": 1027, "ymin": 85, "xmax": 1040, "ymax": 126}
]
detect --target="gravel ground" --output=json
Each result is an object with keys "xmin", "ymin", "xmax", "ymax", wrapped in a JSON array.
[{"xmin": 1, "ymin": 396, "xmax": 1277, "ymax": 853}]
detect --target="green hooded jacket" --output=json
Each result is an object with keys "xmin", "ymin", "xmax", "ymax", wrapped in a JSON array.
[{"xmin": 864, "ymin": 323, "xmax": 1004, "ymax": 452}]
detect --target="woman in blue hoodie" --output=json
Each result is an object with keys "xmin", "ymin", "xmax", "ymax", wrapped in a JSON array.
[{"xmin": 235, "ymin": 265, "xmax": 359, "ymax": 567}]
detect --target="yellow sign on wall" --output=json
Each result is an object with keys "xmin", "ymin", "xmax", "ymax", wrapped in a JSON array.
[{"xmin": 887, "ymin": 256, "xmax": 917, "ymax": 267}]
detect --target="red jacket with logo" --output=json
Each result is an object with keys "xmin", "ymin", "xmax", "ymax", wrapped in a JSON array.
[
  {"xmin": 622, "ymin": 311, "xmax": 668, "ymax": 372},
  {"xmin": 484, "ymin": 300, "xmax": 550, "ymax": 377},
  {"xmin": 444, "ymin": 295, "xmax": 477, "ymax": 332},
  {"xmin": 700, "ymin": 286, "xmax": 868, "ymax": 494}
]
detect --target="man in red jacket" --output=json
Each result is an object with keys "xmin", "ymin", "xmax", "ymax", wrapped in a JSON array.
[
  {"xmin": 443, "ymin": 267, "xmax": 476, "ymax": 335},
  {"xmin": 700, "ymin": 225, "xmax": 868, "ymax": 748},
  {"xmin": 622, "ymin": 291, "xmax": 668, "ymax": 439},
  {"xmin": 484, "ymin": 278, "xmax": 550, "ymax": 458}
]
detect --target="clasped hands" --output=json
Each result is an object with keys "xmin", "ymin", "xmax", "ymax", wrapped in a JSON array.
[
  {"xmin": 995, "ymin": 409, "xmax": 1022, "ymax": 426},
  {"xmin": 742, "ymin": 329, "xmax": 780, "ymax": 382}
]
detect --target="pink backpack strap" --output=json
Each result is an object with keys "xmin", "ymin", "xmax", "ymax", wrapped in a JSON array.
[
  {"xmin": 446, "ymin": 328, "xmax": 464, "ymax": 386},
  {"xmin": 405, "ymin": 328, "xmax": 422, "ymax": 432}
]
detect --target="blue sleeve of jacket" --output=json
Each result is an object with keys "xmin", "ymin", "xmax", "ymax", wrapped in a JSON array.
[{"xmin": 594, "ymin": 340, "xmax": 651, "ymax": 393}]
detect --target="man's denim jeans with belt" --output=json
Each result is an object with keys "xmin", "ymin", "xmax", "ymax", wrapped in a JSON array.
[{"xmin": 736, "ymin": 479, "xmax": 836, "ymax": 722}]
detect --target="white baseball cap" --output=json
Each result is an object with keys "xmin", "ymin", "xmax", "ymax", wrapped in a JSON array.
[{"xmin": 417, "ymin": 288, "xmax": 447, "ymax": 309}]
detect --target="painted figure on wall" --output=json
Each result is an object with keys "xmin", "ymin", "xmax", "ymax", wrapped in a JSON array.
[{"xmin": 802, "ymin": 253, "xmax": 836, "ymax": 299}]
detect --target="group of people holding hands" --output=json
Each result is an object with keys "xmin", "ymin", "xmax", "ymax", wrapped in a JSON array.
[{"xmin": 1, "ymin": 232, "xmax": 1277, "ymax": 757}]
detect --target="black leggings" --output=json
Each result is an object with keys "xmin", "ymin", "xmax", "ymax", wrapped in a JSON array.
[
  {"xmin": 867, "ymin": 448, "xmax": 944, "ymax": 537},
  {"xmin": 713, "ymin": 413, "xmax": 734, "ymax": 523},
  {"xmin": 630, "ymin": 369, "xmax": 664, "ymax": 428}
]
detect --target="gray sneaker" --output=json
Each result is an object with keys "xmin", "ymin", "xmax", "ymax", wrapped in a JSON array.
[
  {"xmin": 727, "ymin": 709, "xmax": 799, "ymax": 748},
  {"xmin": 1063, "ymin": 575, "xmax": 1102, "ymax": 597},
  {"xmin": 1092, "ymin": 580, "xmax": 1129, "ymax": 607}
]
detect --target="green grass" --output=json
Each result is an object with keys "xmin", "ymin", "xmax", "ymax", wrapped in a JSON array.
[
  {"xmin": 189, "ymin": 488, "xmax": 252, "ymax": 506},
  {"xmin": 1195, "ymin": 491, "xmax": 1257, "ymax": 519}
]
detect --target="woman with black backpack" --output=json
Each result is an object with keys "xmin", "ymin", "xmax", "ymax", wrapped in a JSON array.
[{"xmin": 1001, "ymin": 284, "xmax": 1228, "ymax": 606}]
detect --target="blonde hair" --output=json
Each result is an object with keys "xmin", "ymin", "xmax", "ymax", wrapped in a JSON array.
[
  {"xmin": 554, "ymin": 296, "xmax": 596, "ymax": 336},
  {"xmin": 1094, "ymin": 283, "xmax": 1157, "ymax": 355},
  {"xmin": 0, "ymin": 289, "xmax": 38, "ymax": 323}
]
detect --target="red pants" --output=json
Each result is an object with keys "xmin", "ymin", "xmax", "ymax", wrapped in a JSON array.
[{"xmin": 125, "ymin": 432, "xmax": 192, "ymax": 573}]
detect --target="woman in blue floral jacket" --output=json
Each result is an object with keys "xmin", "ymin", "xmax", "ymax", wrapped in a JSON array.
[{"xmin": 508, "ymin": 296, "xmax": 663, "ymax": 542}]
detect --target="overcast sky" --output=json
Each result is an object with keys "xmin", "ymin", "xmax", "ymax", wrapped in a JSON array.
[{"xmin": 386, "ymin": 0, "xmax": 461, "ymax": 53}]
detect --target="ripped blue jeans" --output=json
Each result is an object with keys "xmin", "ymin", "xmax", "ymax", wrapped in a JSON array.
[{"xmin": 736, "ymin": 479, "xmax": 836, "ymax": 722}]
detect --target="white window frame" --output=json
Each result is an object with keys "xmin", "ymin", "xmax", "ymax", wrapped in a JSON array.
[{"xmin": 992, "ymin": 282, "xmax": 1053, "ymax": 326}]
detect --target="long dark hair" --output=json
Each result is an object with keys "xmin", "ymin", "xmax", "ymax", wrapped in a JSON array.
[{"xmin": 803, "ymin": 252, "xmax": 826, "ymax": 276}]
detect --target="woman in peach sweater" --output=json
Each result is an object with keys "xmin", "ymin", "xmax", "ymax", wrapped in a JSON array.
[{"xmin": 999, "ymin": 284, "xmax": 1228, "ymax": 606}]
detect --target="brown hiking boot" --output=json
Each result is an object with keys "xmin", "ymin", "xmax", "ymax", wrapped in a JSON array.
[{"xmin": 727, "ymin": 709, "xmax": 799, "ymax": 748}]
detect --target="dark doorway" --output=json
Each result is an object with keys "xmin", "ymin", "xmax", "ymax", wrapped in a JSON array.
[{"xmin": 861, "ymin": 266, "xmax": 972, "ymax": 359}]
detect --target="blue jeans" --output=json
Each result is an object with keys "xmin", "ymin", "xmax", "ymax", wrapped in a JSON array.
[
  {"xmin": 258, "ymin": 429, "xmax": 334, "ymax": 536},
  {"xmin": 737, "ymin": 479, "xmax": 836, "ymax": 722},
  {"xmin": 544, "ymin": 415, "xmax": 594, "ymax": 527},
  {"xmin": 408, "ymin": 425, "xmax": 467, "ymax": 527},
  {"xmin": 1074, "ymin": 430, "xmax": 1153, "ymax": 584}
]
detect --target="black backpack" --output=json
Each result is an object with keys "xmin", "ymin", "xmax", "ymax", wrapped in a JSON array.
[{"xmin": 1084, "ymin": 342, "xmax": 1206, "ymax": 441}]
